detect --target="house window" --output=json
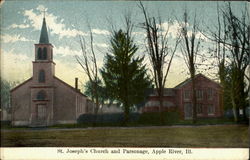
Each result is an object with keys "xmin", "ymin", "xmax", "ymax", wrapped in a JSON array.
[
  {"xmin": 184, "ymin": 103, "xmax": 192, "ymax": 119},
  {"xmin": 37, "ymin": 90, "xmax": 46, "ymax": 100},
  {"xmin": 145, "ymin": 101, "xmax": 160, "ymax": 107},
  {"xmin": 207, "ymin": 104, "xmax": 215, "ymax": 115},
  {"xmin": 164, "ymin": 89, "xmax": 174, "ymax": 96},
  {"xmin": 163, "ymin": 101, "xmax": 174, "ymax": 107},
  {"xmin": 37, "ymin": 48, "xmax": 42, "ymax": 60},
  {"xmin": 197, "ymin": 103, "xmax": 203, "ymax": 114},
  {"xmin": 42, "ymin": 47, "xmax": 47, "ymax": 60},
  {"xmin": 38, "ymin": 70, "xmax": 45, "ymax": 83},
  {"xmin": 184, "ymin": 90, "xmax": 191, "ymax": 100},
  {"xmin": 207, "ymin": 88, "xmax": 213, "ymax": 100},
  {"xmin": 196, "ymin": 90, "xmax": 203, "ymax": 100}
]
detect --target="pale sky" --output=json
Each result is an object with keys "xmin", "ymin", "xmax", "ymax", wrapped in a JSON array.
[{"xmin": 0, "ymin": 1, "xmax": 247, "ymax": 90}]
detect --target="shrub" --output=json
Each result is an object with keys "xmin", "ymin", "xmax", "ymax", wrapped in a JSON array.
[
  {"xmin": 138, "ymin": 111, "xmax": 180, "ymax": 125},
  {"xmin": 77, "ymin": 113, "xmax": 140, "ymax": 124},
  {"xmin": 1, "ymin": 120, "xmax": 11, "ymax": 128},
  {"xmin": 77, "ymin": 111, "xmax": 180, "ymax": 126}
]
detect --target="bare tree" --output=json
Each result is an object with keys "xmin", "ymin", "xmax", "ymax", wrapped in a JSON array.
[
  {"xmin": 224, "ymin": 3, "xmax": 249, "ymax": 122},
  {"xmin": 139, "ymin": 1, "xmax": 180, "ymax": 124},
  {"xmin": 179, "ymin": 10, "xmax": 201, "ymax": 124},
  {"xmin": 75, "ymin": 24, "xmax": 101, "ymax": 124},
  {"xmin": 215, "ymin": 3, "xmax": 228, "ymax": 87},
  {"xmin": 201, "ymin": 2, "xmax": 249, "ymax": 122}
]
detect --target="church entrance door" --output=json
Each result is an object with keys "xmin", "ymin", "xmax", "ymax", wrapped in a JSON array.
[{"xmin": 37, "ymin": 104, "xmax": 47, "ymax": 123}]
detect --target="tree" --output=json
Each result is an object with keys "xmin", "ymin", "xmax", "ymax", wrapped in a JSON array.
[
  {"xmin": 1, "ymin": 79, "xmax": 20, "ymax": 113},
  {"xmin": 1, "ymin": 79, "xmax": 11, "ymax": 112},
  {"xmin": 83, "ymin": 79, "xmax": 110, "ymax": 108},
  {"xmin": 200, "ymin": 2, "xmax": 231, "ymax": 119},
  {"xmin": 75, "ymin": 23, "xmax": 101, "ymax": 124},
  {"xmin": 203, "ymin": 3, "xmax": 249, "ymax": 122},
  {"xmin": 223, "ymin": 3, "xmax": 249, "ymax": 122},
  {"xmin": 139, "ymin": 1, "xmax": 180, "ymax": 124},
  {"xmin": 101, "ymin": 20, "xmax": 151, "ymax": 124},
  {"xmin": 179, "ymin": 10, "xmax": 201, "ymax": 124}
]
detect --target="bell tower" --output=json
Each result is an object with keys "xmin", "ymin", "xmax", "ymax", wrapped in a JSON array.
[
  {"xmin": 33, "ymin": 17, "xmax": 55, "ymax": 85},
  {"xmin": 30, "ymin": 16, "xmax": 55, "ymax": 126}
]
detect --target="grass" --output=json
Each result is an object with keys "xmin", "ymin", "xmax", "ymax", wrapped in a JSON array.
[
  {"xmin": 1, "ymin": 125, "xmax": 248, "ymax": 147},
  {"xmin": 0, "ymin": 117, "xmax": 238, "ymax": 129}
]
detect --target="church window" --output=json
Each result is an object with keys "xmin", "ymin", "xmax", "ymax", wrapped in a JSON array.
[
  {"xmin": 42, "ymin": 47, "xmax": 47, "ymax": 60},
  {"xmin": 51, "ymin": 49, "xmax": 53, "ymax": 60},
  {"xmin": 37, "ymin": 48, "xmax": 42, "ymax": 60},
  {"xmin": 38, "ymin": 70, "xmax": 45, "ymax": 82},
  {"xmin": 37, "ymin": 90, "xmax": 46, "ymax": 100}
]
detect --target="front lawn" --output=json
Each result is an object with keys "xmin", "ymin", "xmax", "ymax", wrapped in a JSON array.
[{"xmin": 1, "ymin": 125, "xmax": 248, "ymax": 147}]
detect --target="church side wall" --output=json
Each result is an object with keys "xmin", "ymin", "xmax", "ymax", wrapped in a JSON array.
[
  {"xmin": 11, "ymin": 80, "xmax": 32, "ymax": 126},
  {"xmin": 76, "ymin": 94, "xmax": 87, "ymax": 119},
  {"xmin": 53, "ymin": 78, "xmax": 79, "ymax": 124}
]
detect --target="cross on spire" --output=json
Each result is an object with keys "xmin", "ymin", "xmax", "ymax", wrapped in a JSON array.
[
  {"xmin": 42, "ymin": 9, "xmax": 46, "ymax": 19},
  {"xmin": 39, "ymin": 11, "xmax": 49, "ymax": 44}
]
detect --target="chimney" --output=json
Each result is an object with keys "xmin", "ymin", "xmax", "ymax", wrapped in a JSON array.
[{"xmin": 75, "ymin": 78, "xmax": 78, "ymax": 90}]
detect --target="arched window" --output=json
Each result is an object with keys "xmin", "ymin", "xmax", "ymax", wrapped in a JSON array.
[
  {"xmin": 42, "ymin": 47, "xmax": 47, "ymax": 60},
  {"xmin": 37, "ymin": 48, "xmax": 42, "ymax": 60},
  {"xmin": 37, "ymin": 90, "xmax": 46, "ymax": 100},
  {"xmin": 38, "ymin": 70, "xmax": 45, "ymax": 83}
]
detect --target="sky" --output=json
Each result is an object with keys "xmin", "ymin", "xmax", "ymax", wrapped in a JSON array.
[{"xmin": 0, "ymin": 1, "xmax": 248, "ymax": 90}]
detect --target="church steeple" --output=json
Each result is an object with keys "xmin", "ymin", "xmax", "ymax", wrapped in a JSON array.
[
  {"xmin": 35, "ymin": 16, "xmax": 54, "ymax": 62},
  {"xmin": 33, "ymin": 16, "xmax": 55, "ymax": 85},
  {"xmin": 39, "ymin": 18, "xmax": 49, "ymax": 44}
]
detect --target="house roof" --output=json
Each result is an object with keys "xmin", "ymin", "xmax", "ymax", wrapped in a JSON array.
[
  {"xmin": 39, "ymin": 18, "xmax": 49, "ymax": 44},
  {"xmin": 174, "ymin": 73, "xmax": 221, "ymax": 89}
]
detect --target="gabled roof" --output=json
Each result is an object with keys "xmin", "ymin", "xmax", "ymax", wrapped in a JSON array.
[
  {"xmin": 54, "ymin": 76, "xmax": 87, "ymax": 97},
  {"xmin": 39, "ymin": 18, "xmax": 49, "ymax": 44},
  {"xmin": 146, "ymin": 88, "xmax": 176, "ymax": 96},
  {"xmin": 11, "ymin": 76, "xmax": 87, "ymax": 98},
  {"xmin": 174, "ymin": 73, "xmax": 221, "ymax": 89},
  {"xmin": 10, "ymin": 77, "xmax": 32, "ymax": 92}
]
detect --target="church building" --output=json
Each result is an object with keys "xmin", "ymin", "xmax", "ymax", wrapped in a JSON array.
[{"xmin": 10, "ymin": 17, "xmax": 91, "ymax": 127}]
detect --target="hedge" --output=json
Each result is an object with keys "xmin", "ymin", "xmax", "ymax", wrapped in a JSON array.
[{"xmin": 77, "ymin": 111, "xmax": 180, "ymax": 125}]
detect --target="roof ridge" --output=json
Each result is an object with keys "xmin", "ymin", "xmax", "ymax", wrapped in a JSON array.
[
  {"xmin": 174, "ymin": 73, "xmax": 221, "ymax": 88},
  {"xmin": 53, "ymin": 76, "xmax": 87, "ymax": 97}
]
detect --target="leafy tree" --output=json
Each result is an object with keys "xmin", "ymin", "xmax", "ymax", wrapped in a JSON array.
[
  {"xmin": 83, "ymin": 79, "xmax": 110, "ymax": 107},
  {"xmin": 223, "ymin": 63, "xmax": 248, "ymax": 122},
  {"xmin": 1, "ymin": 79, "xmax": 20, "ymax": 118},
  {"xmin": 101, "ymin": 27, "xmax": 151, "ymax": 124},
  {"xmin": 1, "ymin": 79, "xmax": 11, "ymax": 112}
]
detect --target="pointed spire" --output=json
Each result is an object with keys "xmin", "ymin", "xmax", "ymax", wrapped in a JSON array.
[{"xmin": 39, "ymin": 17, "xmax": 49, "ymax": 44}]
